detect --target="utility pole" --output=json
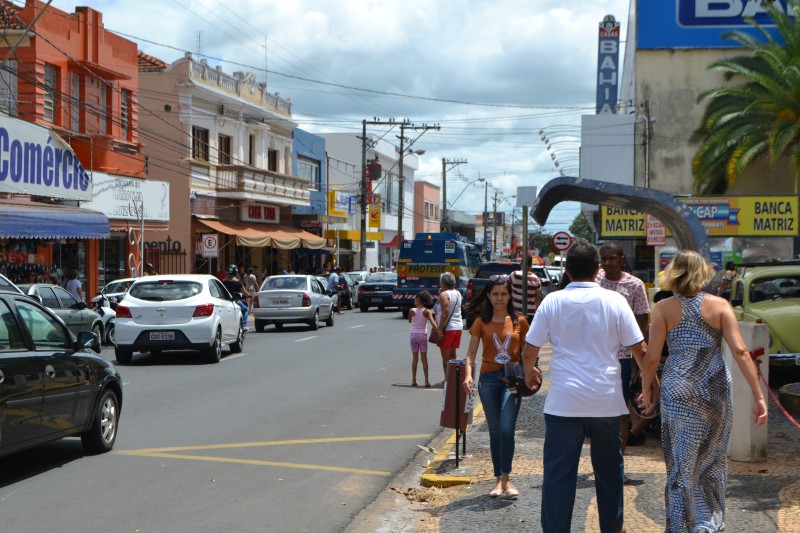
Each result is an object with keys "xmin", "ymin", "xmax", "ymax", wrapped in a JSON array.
[
  {"xmin": 483, "ymin": 179, "xmax": 489, "ymax": 259},
  {"xmin": 359, "ymin": 118, "xmax": 398, "ymax": 269},
  {"xmin": 441, "ymin": 158, "xmax": 467, "ymax": 232},
  {"xmin": 397, "ymin": 123, "xmax": 439, "ymax": 261},
  {"xmin": 492, "ymin": 189, "xmax": 499, "ymax": 261}
]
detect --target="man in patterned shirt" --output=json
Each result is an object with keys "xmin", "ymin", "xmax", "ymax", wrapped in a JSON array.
[
  {"xmin": 596, "ymin": 242, "xmax": 650, "ymax": 457},
  {"xmin": 509, "ymin": 256, "xmax": 542, "ymax": 323}
]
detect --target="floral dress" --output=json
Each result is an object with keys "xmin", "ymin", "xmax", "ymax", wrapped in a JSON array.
[{"xmin": 661, "ymin": 293, "xmax": 731, "ymax": 533}]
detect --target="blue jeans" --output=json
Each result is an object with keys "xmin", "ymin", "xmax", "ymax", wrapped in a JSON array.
[
  {"xmin": 542, "ymin": 414, "xmax": 624, "ymax": 533},
  {"xmin": 478, "ymin": 370, "xmax": 521, "ymax": 478},
  {"xmin": 236, "ymin": 300, "xmax": 248, "ymax": 328}
]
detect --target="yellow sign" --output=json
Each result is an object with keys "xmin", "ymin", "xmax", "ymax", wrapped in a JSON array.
[
  {"xmin": 601, "ymin": 196, "xmax": 798, "ymax": 237},
  {"xmin": 369, "ymin": 204, "xmax": 381, "ymax": 228},
  {"xmin": 328, "ymin": 191, "xmax": 349, "ymax": 217}
]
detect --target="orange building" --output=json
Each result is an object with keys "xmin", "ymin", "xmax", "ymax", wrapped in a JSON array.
[
  {"xmin": 0, "ymin": 0, "xmax": 150, "ymax": 297},
  {"xmin": 414, "ymin": 181, "xmax": 441, "ymax": 235}
]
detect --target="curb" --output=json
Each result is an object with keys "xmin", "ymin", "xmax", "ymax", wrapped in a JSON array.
[{"xmin": 419, "ymin": 404, "xmax": 484, "ymax": 488}]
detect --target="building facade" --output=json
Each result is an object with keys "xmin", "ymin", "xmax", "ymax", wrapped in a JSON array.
[{"xmin": 414, "ymin": 180, "xmax": 441, "ymax": 235}]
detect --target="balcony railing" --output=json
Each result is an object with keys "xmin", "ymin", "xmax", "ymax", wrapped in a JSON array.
[
  {"xmin": 202, "ymin": 164, "xmax": 310, "ymax": 205},
  {"xmin": 190, "ymin": 60, "xmax": 292, "ymax": 116}
]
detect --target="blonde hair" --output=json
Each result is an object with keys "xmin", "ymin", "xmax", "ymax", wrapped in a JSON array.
[{"xmin": 660, "ymin": 250, "xmax": 714, "ymax": 294}]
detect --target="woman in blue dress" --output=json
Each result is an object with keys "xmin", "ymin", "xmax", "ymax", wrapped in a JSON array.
[{"xmin": 641, "ymin": 250, "xmax": 767, "ymax": 533}]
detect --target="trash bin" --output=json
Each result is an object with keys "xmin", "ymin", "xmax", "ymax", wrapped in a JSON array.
[{"xmin": 440, "ymin": 359, "xmax": 475, "ymax": 429}]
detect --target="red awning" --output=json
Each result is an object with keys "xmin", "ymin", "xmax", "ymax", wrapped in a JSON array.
[{"xmin": 380, "ymin": 235, "xmax": 398, "ymax": 248}]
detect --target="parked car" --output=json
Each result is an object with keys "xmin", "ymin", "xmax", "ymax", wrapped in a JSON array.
[
  {"xmin": 730, "ymin": 261, "xmax": 800, "ymax": 380},
  {"xmin": 253, "ymin": 274, "xmax": 335, "ymax": 331},
  {"xmin": 0, "ymin": 273, "xmax": 25, "ymax": 295},
  {"xmin": 113, "ymin": 274, "xmax": 245, "ymax": 364},
  {"xmin": 545, "ymin": 266, "xmax": 563, "ymax": 286},
  {"xmin": 17, "ymin": 283, "xmax": 105, "ymax": 340},
  {"xmin": 0, "ymin": 292, "xmax": 122, "ymax": 457},
  {"xmin": 532, "ymin": 266, "xmax": 557, "ymax": 297},
  {"xmin": 358, "ymin": 272, "xmax": 398, "ymax": 312},
  {"xmin": 97, "ymin": 277, "xmax": 136, "ymax": 309}
]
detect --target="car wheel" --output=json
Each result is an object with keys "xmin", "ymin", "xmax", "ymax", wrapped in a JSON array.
[
  {"xmin": 255, "ymin": 319, "xmax": 266, "ymax": 333},
  {"xmin": 274, "ymin": 322, "xmax": 283, "ymax": 330},
  {"xmin": 325, "ymin": 310, "xmax": 334, "ymax": 327},
  {"xmin": 115, "ymin": 347, "xmax": 133, "ymax": 365},
  {"xmin": 105, "ymin": 323, "xmax": 115, "ymax": 346},
  {"xmin": 205, "ymin": 328, "xmax": 222, "ymax": 364},
  {"xmin": 230, "ymin": 324, "xmax": 244, "ymax": 353},
  {"xmin": 80, "ymin": 389, "xmax": 119, "ymax": 454},
  {"xmin": 308, "ymin": 310, "xmax": 319, "ymax": 330},
  {"xmin": 92, "ymin": 323, "xmax": 102, "ymax": 344},
  {"xmin": 360, "ymin": 304, "xmax": 369, "ymax": 312}
]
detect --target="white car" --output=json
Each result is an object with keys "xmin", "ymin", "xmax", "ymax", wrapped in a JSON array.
[{"xmin": 113, "ymin": 274, "xmax": 245, "ymax": 364}]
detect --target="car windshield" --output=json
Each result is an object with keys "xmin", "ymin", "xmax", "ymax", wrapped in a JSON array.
[
  {"xmin": 366, "ymin": 273, "xmax": 396, "ymax": 283},
  {"xmin": 749, "ymin": 275, "xmax": 800, "ymax": 302},
  {"xmin": 261, "ymin": 276, "xmax": 307, "ymax": 291},
  {"xmin": 348, "ymin": 273, "xmax": 363, "ymax": 282},
  {"xmin": 105, "ymin": 280, "xmax": 132, "ymax": 293},
  {"xmin": 128, "ymin": 280, "xmax": 203, "ymax": 301}
]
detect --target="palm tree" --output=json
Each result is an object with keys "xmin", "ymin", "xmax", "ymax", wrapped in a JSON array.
[{"xmin": 692, "ymin": 0, "xmax": 800, "ymax": 195}]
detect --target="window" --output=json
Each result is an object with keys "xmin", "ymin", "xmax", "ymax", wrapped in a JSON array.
[
  {"xmin": 0, "ymin": 300, "xmax": 25, "ymax": 351},
  {"xmin": 38, "ymin": 287, "xmax": 61, "ymax": 309},
  {"xmin": 121, "ymin": 89, "xmax": 131, "ymax": 140},
  {"xmin": 267, "ymin": 148, "xmax": 278, "ymax": 172},
  {"xmin": 53, "ymin": 287, "xmax": 79, "ymax": 309},
  {"xmin": 99, "ymin": 82, "xmax": 107, "ymax": 133},
  {"xmin": 16, "ymin": 300, "xmax": 70, "ymax": 351},
  {"xmin": 192, "ymin": 126, "xmax": 210, "ymax": 161},
  {"xmin": 248, "ymin": 134, "xmax": 255, "ymax": 165},
  {"xmin": 434, "ymin": 206, "xmax": 440, "ymax": 220},
  {"xmin": 43, "ymin": 64, "xmax": 57, "ymax": 123},
  {"xmin": 296, "ymin": 156, "xmax": 320, "ymax": 189},
  {"xmin": 0, "ymin": 60, "xmax": 17, "ymax": 117},
  {"xmin": 70, "ymin": 73, "xmax": 80, "ymax": 131},
  {"xmin": 218, "ymin": 134, "xmax": 232, "ymax": 164}
]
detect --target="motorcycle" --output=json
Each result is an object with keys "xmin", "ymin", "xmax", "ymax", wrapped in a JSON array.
[{"xmin": 91, "ymin": 294, "xmax": 116, "ymax": 346}]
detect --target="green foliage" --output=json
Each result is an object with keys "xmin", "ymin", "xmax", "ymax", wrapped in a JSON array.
[
  {"xmin": 569, "ymin": 213, "xmax": 593, "ymax": 241},
  {"xmin": 692, "ymin": 0, "xmax": 800, "ymax": 194}
]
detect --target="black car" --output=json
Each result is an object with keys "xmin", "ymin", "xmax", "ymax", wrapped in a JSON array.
[
  {"xmin": 358, "ymin": 272, "xmax": 398, "ymax": 312},
  {"xmin": 0, "ymin": 292, "xmax": 122, "ymax": 457}
]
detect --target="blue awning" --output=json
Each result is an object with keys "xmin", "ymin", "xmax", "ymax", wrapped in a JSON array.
[{"xmin": 0, "ymin": 199, "xmax": 110, "ymax": 239}]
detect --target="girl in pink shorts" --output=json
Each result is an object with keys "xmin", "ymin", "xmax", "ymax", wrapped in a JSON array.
[{"xmin": 408, "ymin": 291, "xmax": 437, "ymax": 387}]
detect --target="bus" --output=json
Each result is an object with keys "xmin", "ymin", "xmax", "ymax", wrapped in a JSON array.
[{"xmin": 392, "ymin": 232, "xmax": 483, "ymax": 318}]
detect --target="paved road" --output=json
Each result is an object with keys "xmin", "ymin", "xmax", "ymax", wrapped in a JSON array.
[{"xmin": 0, "ymin": 309, "xmax": 448, "ymax": 532}]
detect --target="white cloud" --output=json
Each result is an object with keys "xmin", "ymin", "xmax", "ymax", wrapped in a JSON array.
[{"xmin": 48, "ymin": 0, "xmax": 629, "ymax": 232}]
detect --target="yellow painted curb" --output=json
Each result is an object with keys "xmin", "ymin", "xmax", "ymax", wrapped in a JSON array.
[{"xmin": 420, "ymin": 404, "xmax": 484, "ymax": 488}]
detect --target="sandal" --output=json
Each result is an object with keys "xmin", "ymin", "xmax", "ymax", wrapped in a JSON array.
[{"xmin": 504, "ymin": 487, "xmax": 519, "ymax": 499}]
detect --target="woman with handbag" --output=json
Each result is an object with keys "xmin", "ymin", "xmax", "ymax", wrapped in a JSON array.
[
  {"xmin": 432, "ymin": 272, "xmax": 463, "ymax": 386},
  {"xmin": 462, "ymin": 274, "xmax": 529, "ymax": 499}
]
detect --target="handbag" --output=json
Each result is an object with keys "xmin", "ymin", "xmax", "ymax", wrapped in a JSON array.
[
  {"xmin": 501, "ymin": 361, "xmax": 542, "ymax": 397},
  {"xmin": 428, "ymin": 292, "xmax": 460, "ymax": 345}
]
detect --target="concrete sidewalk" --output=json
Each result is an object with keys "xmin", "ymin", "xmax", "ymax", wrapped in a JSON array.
[{"xmin": 415, "ymin": 347, "xmax": 800, "ymax": 532}]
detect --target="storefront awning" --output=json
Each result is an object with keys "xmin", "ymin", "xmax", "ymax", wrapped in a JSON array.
[
  {"xmin": 380, "ymin": 235, "xmax": 399, "ymax": 248},
  {"xmin": 0, "ymin": 199, "xmax": 110, "ymax": 239},
  {"xmin": 197, "ymin": 218, "xmax": 325, "ymax": 249},
  {"xmin": 295, "ymin": 246, "xmax": 356, "ymax": 255}
]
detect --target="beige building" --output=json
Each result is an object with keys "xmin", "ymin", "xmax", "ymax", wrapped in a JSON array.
[
  {"xmin": 138, "ymin": 53, "xmax": 322, "ymax": 276},
  {"xmin": 414, "ymin": 181, "xmax": 441, "ymax": 235}
]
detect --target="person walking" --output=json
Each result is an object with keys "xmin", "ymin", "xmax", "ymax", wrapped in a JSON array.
[
  {"xmin": 463, "ymin": 274, "xmax": 529, "ymax": 499},
  {"xmin": 327, "ymin": 267, "xmax": 343, "ymax": 315},
  {"xmin": 716, "ymin": 260, "xmax": 736, "ymax": 301},
  {"xmin": 596, "ymin": 242, "xmax": 650, "ymax": 451},
  {"xmin": 64, "ymin": 269, "xmax": 84, "ymax": 303},
  {"xmin": 509, "ymin": 256, "xmax": 542, "ymax": 322},
  {"xmin": 144, "ymin": 263, "xmax": 158, "ymax": 276},
  {"xmin": 432, "ymin": 272, "xmax": 463, "ymax": 387},
  {"xmin": 244, "ymin": 267, "xmax": 258, "ymax": 310},
  {"xmin": 222, "ymin": 265, "xmax": 251, "ymax": 331},
  {"xmin": 522, "ymin": 239, "xmax": 646, "ymax": 533},
  {"xmin": 408, "ymin": 291, "xmax": 437, "ymax": 387},
  {"xmin": 640, "ymin": 250, "xmax": 767, "ymax": 533}
]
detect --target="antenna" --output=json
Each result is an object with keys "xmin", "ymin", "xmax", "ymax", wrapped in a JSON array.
[{"xmin": 196, "ymin": 31, "xmax": 204, "ymax": 58}]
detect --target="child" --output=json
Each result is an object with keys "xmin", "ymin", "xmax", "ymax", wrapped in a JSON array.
[{"xmin": 408, "ymin": 291, "xmax": 437, "ymax": 387}]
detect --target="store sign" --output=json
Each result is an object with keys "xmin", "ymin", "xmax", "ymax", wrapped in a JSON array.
[
  {"xmin": 82, "ymin": 172, "xmax": 169, "ymax": 221},
  {"xmin": 646, "ymin": 215, "xmax": 667, "ymax": 246},
  {"xmin": 0, "ymin": 116, "xmax": 92, "ymax": 200},
  {"xmin": 638, "ymin": 1, "xmax": 791, "ymax": 49},
  {"xmin": 241, "ymin": 204, "xmax": 279, "ymax": 223},
  {"xmin": 328, "ymin": 190, "xmax": 350, "ymax": 217},
  {"xmin": 596, "ymin": 15, "xmax": 621, "ymax": 114},
  {"xmin": 601, "ymin": 196, "xmax": 798, "ymax": 237}
]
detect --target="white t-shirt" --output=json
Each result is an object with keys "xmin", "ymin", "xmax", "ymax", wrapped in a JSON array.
[
  {"xmin": 525, "ymin": 281, "xmax": 643, "ymax": 417},
  {"xmin": 441, "ymin": 289, "xmax": 462, "ymax": 331},
  {"xmin": 64, "ymin": 278, "xmax": 82, "ymax": 302}
]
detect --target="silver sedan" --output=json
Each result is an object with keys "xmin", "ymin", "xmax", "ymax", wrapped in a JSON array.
[{"xmin": 252, "ymin": 275, "xmax": 335, "ymax": 332}]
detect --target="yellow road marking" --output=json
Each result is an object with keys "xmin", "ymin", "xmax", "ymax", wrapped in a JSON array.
[{"xmin": 114, "ymin": 434, "xmax": 433, "ymax": 477}]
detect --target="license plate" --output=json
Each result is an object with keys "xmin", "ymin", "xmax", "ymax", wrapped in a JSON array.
[
  {"xmin": 150, "ymin": 332, "xmax": 174, "ymax": 341},
  {"xmin": 272, "ymin": 299, "xmax": 289, "ymax": 306},
  {"xmin": 371, "ymin": 298, "xmax": 383, "ymax": 303}
]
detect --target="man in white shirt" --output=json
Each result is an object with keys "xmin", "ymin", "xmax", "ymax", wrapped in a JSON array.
[{"xmin": 522, "ymin": 239, "xmax": 646, "ymax": 533}]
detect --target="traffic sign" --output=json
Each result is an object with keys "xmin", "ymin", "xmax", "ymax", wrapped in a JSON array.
[
  {"xmin": 202, "ymin": 233, "xmax": 218, "ymax": 258},
  {"xmin": 552, "ymin": 231, "xmax": 572, "ymax": 251}
]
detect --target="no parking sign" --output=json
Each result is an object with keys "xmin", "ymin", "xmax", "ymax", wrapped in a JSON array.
[{"xmin": 202, "ymin": 234, "xmax": 219, "ymax": 258}]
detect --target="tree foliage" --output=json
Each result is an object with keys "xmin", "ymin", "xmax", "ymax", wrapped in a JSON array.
[
  {"xmin": 692, "ymin": 0, "xmax": 800, "ymax": 194},
  {"xmin": 569, "ymin": 212, "xmax": 593, "ymax": 241}
]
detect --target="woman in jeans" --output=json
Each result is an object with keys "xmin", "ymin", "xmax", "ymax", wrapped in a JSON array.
[{"xmin": 462, "ymin": 275, "xmax": 529, "ymax": 499}]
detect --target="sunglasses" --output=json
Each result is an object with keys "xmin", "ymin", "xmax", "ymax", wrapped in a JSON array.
[{"xmin": 488, "ymin": 274, "xmax": 509, "ymax": 282}]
